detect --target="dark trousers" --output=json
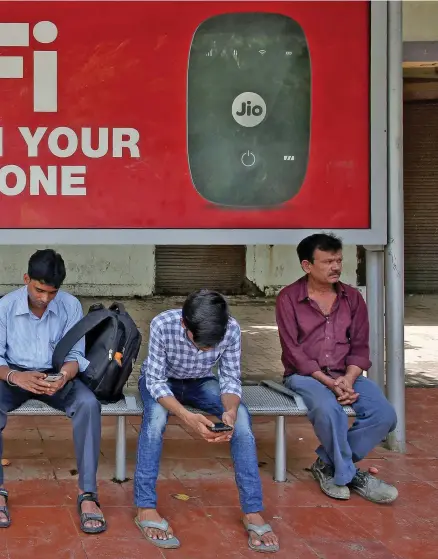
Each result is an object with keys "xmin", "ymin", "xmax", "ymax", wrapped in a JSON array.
[{"xmin": 0, "ymin": 375, "xmax": 101, "ymax": 492}]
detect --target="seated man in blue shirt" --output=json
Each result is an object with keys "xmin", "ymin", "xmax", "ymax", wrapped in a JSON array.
[
  {"xmin": 0, "ymin": 249, "xmax": 106, "ymax": 534},
  {"xmin": 134, "ymin": 290, "xmax": 279, "ymax": 554}
]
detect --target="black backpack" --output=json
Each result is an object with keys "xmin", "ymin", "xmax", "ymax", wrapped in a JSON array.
[{"xmin": 52, "ymin": 302, "xmax": 142, "ymax": 403}]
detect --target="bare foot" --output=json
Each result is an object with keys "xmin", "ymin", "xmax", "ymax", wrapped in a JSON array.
[
  {"xmin": 244, "ymin": 513, "xmax": 279, "ymax": 550},
  {"xmin": 137, "ymin": 508, "xmax": 175, "ymax": 541},
  {"xmin": 78, "ymin": 491, "xmax": 105, "ymax": 530},
  {"xmin": 0, "ymin": 492, "xmax": 8, "ymax": 525}
]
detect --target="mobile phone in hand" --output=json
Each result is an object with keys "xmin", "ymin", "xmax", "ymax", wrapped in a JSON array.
[
  {"xmin": 207, "ymin": 422, "xmax": 233, "ymax": 433},
  {"xmin": 45, "ymin": 373, "xmax": 63, "ymax": 382}
]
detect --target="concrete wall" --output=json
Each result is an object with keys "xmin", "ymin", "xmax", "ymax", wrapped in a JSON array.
[
  {"xmin": 0, "ymin": 244, "xmax": 359, "ymax": 297},
  {"xmin": 246, "ymin": 245, "xmax": 358, "ymax": 296},
  {"xmin": 403, "ymin": 1, "xmax": 438, "ymax": 42},
  {"xmin": 0, "ymin": 246, "xmax": 155, "ymax": 297}
]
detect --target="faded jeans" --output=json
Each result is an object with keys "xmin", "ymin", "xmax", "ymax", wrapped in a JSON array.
[{"xmin": 134, "ymin": 376, "xmax": 264, "ymax": 514}]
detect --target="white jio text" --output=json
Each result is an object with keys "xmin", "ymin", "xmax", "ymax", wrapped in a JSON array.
[{"xmin": 0, "ymin": 127, "xmax": 140, "ymax": 196}]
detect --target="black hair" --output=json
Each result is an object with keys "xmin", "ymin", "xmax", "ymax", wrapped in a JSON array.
[
  {"xmin": 28, "ymin": 249, "xmax": 66, "ymax": 289},
  {"xmin": 297, "ymin": 233, "xmax": 343, "ymax": 263},
  {"xmin": 182, "ymin": 289, "xmax": 229, "ymax": 347}
]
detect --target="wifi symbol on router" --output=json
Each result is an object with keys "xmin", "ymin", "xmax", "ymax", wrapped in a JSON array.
[{"xmin": 259, "ymin": 49, "xmax": 266, "ymax": 56}]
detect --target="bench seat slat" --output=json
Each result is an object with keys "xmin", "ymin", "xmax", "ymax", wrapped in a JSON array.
[
  {"xmin": 7, "ymin": 383, "xmax": 356, "ymax": 417},
  {"xmin": 8, "ymin": 385, "xmax": 302, "ymax": 416}
]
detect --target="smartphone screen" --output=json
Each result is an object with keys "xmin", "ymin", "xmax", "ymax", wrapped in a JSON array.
[
  {"xmin": 45, "ymin": 373, "xmax": 63, "ymax": 382},
  {"xmin": 208, "ymin": 422, "xmax": 233, "ymax": 432}
]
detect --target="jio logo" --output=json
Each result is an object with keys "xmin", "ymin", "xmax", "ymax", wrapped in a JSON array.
[{"xmin": 232, "ymin": 92, "xmax": 266, "ymax": 127}]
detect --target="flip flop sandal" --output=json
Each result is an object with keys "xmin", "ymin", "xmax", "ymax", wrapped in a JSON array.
[
  {"xmin": 0, "ymin": 489, "xmax": 11, "ymax": 528},
  {"xmin": 135, "ymin": 517, "xmax": 181, "ymax": 549},
  {"xmin": 244, "ymin": 522, "xmax": 279, "ymax": 553},
  {"xmin": 77, "ymin": 492, "xmax": 107, "ymax": 534}
]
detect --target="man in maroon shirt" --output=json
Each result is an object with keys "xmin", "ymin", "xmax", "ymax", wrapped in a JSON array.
[{"xmin": 276, "ymin": 233, "xmax": 398, "ymax": 504}]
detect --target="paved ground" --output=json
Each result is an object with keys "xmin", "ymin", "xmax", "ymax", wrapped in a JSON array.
[
  {"xmin": 1, "ymin": 294, "xmax": 438, "ymax": 558},
  {"xmin": 2, "ymin": 389, "xmax": 438, "ymax": 559},
  {"xmin": 404, "ymin": 294, "xmax": 438, "ymax": 386}
]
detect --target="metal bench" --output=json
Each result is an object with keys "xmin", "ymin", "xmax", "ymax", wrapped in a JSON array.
[{"xmin": 8, "ymin": 380, "xmax": 356, "ymax": 483}]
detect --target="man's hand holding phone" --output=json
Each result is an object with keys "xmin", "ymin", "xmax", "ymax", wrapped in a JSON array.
[
  {"xmin": 43, "ymin": 371, "xmax": 68, "ymax": 395},
  {"xmin": 183, "ymin": 412, "xmax": 223, "ymax": 442},
  {"xmin": 183, "ymin": 412, "xmax": 233, "ymax": 444},
  {"xmin": 9, "ymin": 371, "xmax": 53, "ymax": 395},
  {"xmin": 203, "ymin": 409, "xmax": 236, "ymax": 443},
  {"xmin": 207, "ymin": 419, "xmax": 234, "ymax": 443}
]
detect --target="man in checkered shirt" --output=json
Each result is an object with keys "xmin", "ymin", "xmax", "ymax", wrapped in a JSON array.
[{"xmin": 133, "ymin": 289, "xmax": 279, "ymax": 554}]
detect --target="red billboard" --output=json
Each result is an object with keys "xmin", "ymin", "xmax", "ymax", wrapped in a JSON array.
[{"xmin": 0, "ymin": 1, "xmax": 370, "ymax": 230}]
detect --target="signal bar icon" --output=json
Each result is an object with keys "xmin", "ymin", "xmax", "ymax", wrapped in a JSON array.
[
  {"xmin": 284, "ymin": 155, "xmax": 295, "ymax": 161},
  {"xmin": 259, "ymin": 49, "xmax": 266, "ymax": 55}
]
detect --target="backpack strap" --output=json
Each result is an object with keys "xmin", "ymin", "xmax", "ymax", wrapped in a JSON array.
[{"xmin": 52, "ymin": 309, "xmax": 116, "ymax": 372}]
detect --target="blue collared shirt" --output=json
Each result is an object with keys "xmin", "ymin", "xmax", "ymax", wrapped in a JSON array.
[
  {"xmin": 0, "ymin": 286, "xmax": 89, "ymax": 372},
  {"xmin": 141, "ymin": 309, "xmax": 242, "ymax": 401}
]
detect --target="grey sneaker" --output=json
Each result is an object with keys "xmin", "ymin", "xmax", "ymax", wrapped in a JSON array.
[
  {"xmin": 349, "ymin": 470, "xmax": 398, "ymax": 504},
  {"xmin": 310, "ymin": 457, "xmax": 350, "ymax": 500}
]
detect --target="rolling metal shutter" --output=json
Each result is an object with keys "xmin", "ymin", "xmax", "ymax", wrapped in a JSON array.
[
  {"xmin": 155, "ymin": 245, "xmax": 246, "ymax": 295},
  {"xmin": 404, "ymin": 101, "xmax": 438, "ymax": 293}
]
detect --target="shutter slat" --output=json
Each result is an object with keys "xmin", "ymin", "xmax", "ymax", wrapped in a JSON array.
[
  {"xmin": 155, "ymin": 246, "xmax": 246, "ymax": 295},
  {"xmin": 404, "ymin": 100, "xmax": 438, "ymax": 293}
]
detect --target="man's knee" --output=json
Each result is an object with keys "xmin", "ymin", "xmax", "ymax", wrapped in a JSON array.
[
  {"xmin": 356, "ymin": 392, "xmax": 397, "ymax": 433},
  {"xmin": 0, "ymin": 409, "xmax": 6, "ymax": 432},
  {"xmin": 141, "ymin": 400, "xmax": 168, "ymax": 437},
  {"xmin": 75, "ymin": 390, "xmax": 101, "ymax": 419},
  {"xmin": 380, "ymin": 401, "xmax": 397, "ymax": 433},
  {"xmin": 0, "ymin": 382, "xmax": 23, "ymax": 423},
  {"xmin": 233, "ymin": 404, "xmax": 253, "ymax": 437}
]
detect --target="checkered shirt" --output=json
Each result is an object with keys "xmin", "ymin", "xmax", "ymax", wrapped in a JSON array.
[{"xmin": 141, "ymin": 309, "xmax": 242, "ymax": 401}]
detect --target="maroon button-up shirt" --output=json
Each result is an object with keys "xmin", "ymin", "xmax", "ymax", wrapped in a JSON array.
[{"xmin": 276, "ymin": 276, "xmax": 372, "ymax": 378}]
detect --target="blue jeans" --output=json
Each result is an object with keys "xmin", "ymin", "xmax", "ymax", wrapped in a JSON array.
[
  {"xmin": 134, "ymin": 377, "xmax": 263, "ymax": 514},
  {"xmin": 284, "ymin": 374, "xmax": 397, "ymax": 485}
]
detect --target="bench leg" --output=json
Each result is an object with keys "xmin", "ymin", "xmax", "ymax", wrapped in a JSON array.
[
  {"xmin": 274, "ymin": 416, "xmax": 287, "ymax": 482},
  {"xmin": 115, "ymin": 415, "xmax": 127, "ymax": 482}
]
